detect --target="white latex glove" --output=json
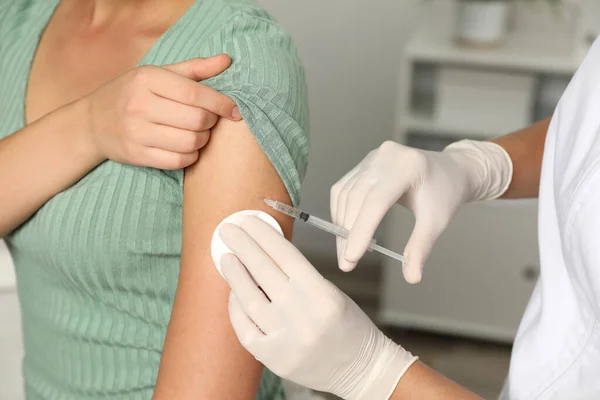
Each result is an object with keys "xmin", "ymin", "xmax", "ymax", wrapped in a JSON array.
[
  {"xmin": 218, "ymin": 216, "xmax": 418, "ymax": 400},
  {"xmin": 331, "ymin": 140, "xmax": 513, "ymax": 282}
]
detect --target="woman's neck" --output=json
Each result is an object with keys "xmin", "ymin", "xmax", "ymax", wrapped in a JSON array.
[{"xmin": 60, "ymin": 0, "xmax": 195, "ymax": 29}]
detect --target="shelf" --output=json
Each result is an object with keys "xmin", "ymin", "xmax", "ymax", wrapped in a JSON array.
[
  {"xmin": 406, "ymin": 7, "xmax": 583, "ymax": 75},
  {"xmin": 403, "ymin": 114, "xmax": 509, "ymax": 140}
]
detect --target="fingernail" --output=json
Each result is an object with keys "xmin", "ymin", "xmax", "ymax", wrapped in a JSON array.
[{"xmin": 231, "ymin": 106, "xmax": 242, "ymax": 120}]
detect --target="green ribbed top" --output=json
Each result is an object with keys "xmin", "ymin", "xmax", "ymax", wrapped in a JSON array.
[{"xmin": 0, "ymin": 1, "xmax": 309, "ymax": 399}]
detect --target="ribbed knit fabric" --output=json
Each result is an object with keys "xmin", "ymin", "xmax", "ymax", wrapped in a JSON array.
[{"xmin": 0, "ymin": 1, "xmax": 309, "ymax": 399}]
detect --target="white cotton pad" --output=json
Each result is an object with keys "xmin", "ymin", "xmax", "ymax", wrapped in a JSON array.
[{"xmin": 211, "ymin": 210, "xmax": 283, "ymax": 278}]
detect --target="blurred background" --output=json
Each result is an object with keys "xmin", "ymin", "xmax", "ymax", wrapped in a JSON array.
[{"xmin": 2, "ymin": 0, "xmax": 600, "ymax": 398}]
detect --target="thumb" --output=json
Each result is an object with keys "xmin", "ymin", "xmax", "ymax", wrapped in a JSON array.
[
  {"xmin": 402, "ymin": 217, "xmax": 446, "ymax": 284},
  {"xmin": 163, "ymin": 54, "xmax": 232, "ymax": 81}
]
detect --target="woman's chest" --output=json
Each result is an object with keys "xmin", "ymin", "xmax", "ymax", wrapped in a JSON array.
[{"xmin": 26, "ymin": 19, "xmax": 156, "ymax": 123}]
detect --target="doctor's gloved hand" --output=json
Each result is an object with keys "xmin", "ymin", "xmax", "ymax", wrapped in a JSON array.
[
  {"xmin": 331, "ymin": 140, "xmax": 513, "ymax": 283},
  {"xmin": 218, "ymin": 216, "xmax": 419, "ymax": 400}
]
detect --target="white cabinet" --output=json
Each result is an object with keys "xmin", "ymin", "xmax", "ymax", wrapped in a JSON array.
[
  {"xmin": 0, "ymin": 289, "xmax": 24, "ymax": 400},
  {"xmin": 380, "ymin": 1, "xmax": 582, "ymax": 342},
  {"xmin": 381, "ymin": 201, "xmax": 539, "ymax": 342},
  {"xmin": 0, "ymin": 240, "xmax": 24, "ymax": 400},
  {"xmin": 0, "ymin": 240, "xmax": 16, "ymax": 290},
  {"xmin": 436, "ymin": 67, "xmax": 535, "ymax": 135}
]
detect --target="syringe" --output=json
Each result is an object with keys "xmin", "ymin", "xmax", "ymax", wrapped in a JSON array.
[{"xmin": 260, "ymin": 198, "xmax": 407, "ymax": 264}]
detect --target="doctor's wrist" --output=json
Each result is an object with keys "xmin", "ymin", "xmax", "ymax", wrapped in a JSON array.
[
  {"xmin": 390, "ymin": 361, "xmax": 483, "ymax": 400},
  {"xmin": 444, "ymin": 140, "xmax": 514, "ymax": 202},
  {"xmin": 341, "ymin": 329, "xmax": 418, "ymax": 400}
]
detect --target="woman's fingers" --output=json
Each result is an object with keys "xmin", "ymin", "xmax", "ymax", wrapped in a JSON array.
[
  {"xmin": 162, "ymin": 55, "xmax": 232, "ymax": 81},
  {"xmin": 146, "ymin": 66, "xmax": 240, "ymax": 120},
  {"xmin": 137, "ymin": 147, "xmax": 199, "ymax": 170},
  {"xmin": 146, "ymin": 95, "xmax": 220, "ymax": 131},
  {"xmin": 135, "ymin": 93, "xmax": 222, "ymax": 159},
  {"xmin": 88, "ymin": 57, "xmax": 239, "ymax": 169},
  {"xmin": 141, "ymin": 125, "xmax": 210, "ymax": 154}
]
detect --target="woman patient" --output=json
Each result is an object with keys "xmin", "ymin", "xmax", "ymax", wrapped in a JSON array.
[{"xmin": 0, "ymin": 0, "xmax": 308, "ymax": 399}]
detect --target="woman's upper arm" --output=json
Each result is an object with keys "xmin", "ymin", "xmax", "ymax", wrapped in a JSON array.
[
  {"xmin": 154, "ymin": 10, "xmax": 309, "ymax": 398},
  {"xmin": 154, "ymin": 118, "xmax": 295, "ymax": 399}
]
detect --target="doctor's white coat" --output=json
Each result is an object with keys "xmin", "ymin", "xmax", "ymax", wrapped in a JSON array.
[{"xmin": 501, "ymin": 36, "xmax": 600, "ymax": 399}]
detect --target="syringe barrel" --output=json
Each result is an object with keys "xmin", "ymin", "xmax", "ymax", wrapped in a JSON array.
[
  {"xmin": 306, "ymin": 215, "xmax": 376, "ymax": 246},
  {"xmin": 268, "ymin": 199, "xmax": 303, "ymax": 219}
]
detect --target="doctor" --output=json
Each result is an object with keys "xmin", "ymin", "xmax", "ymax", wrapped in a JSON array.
[{"xmin": 217, "ymin": 38, "xmax": 600, "ymax": 400}]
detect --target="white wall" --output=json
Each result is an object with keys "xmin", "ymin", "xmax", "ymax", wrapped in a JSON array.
[{"xmin": 259, "ymin": 0, "xmax": 420, "ymax": 259}]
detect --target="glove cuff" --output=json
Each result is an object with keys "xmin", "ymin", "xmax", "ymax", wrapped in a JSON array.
[
  {"xmin": 444, "ymin": 140, "xmax": 514, "ymax": 202},
  {"xmin": 350, "ymin": 331, "xmax": 419, "ymax": 400}
]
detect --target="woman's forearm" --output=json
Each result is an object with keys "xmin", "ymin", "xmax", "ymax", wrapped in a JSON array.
[
  {"xmin": 491, "ymin": 117, "xmax": 550, "ymax": 199},
  {"xmin": 391, "ymin": 361, "xmax": 482, "ymax": 400},
  {"xmin": 0, "ymin": 100, "xmax": 102, "ymax": 237}
]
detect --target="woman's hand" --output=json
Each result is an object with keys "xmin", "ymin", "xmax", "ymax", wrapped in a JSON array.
[
  {"xmin": 331, "ymin": 140, "xmax": 513, "ymax": 283},
  {"xmin": 81, "ymin": 54, "xmax": 240, "ymax": 170},
  {"xmin": 0, "ymin": 55, "xmax": 239, "ymax": 236},
  {"xmin": 218, "ymin": 215, "xmax": 418, "ymax": 400}
]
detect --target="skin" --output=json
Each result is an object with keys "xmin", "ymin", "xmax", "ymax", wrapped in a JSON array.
[
  {"xmin": 6, "ymin": 0, "xmax": 290, "ymax": 398},
  {"xmin": 493, "ymin": 118, "xmax": 550, "ymax": 199}
]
